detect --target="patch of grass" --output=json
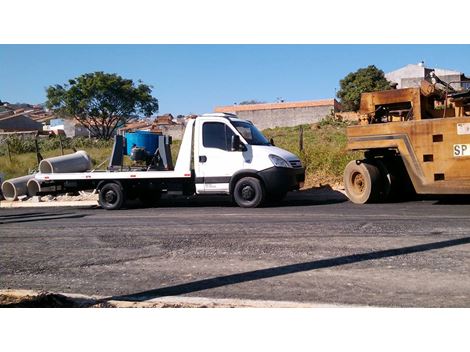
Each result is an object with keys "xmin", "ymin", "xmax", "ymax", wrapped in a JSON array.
[{"xmin": 0, "ymin": 147, "xmax": 113, "ymax": 180}]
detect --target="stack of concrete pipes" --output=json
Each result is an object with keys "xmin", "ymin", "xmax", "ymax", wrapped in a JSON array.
[{"xmin": 1, "ymin": 151, "xmax": 91, "ymax": 201}]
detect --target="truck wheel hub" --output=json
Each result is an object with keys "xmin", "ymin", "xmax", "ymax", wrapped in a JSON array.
[
  {"xmin": 104, "ymin": 190, "xmax": 117, "ymax": 203},
  {"xmin": 241, "ymin": 185, "xmax": 255, "ymax": 200}
]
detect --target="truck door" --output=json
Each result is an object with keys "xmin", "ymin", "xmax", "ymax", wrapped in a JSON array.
[{"xmin": 197, "ymin": 121, "xmax": 244, "ymax": 193}]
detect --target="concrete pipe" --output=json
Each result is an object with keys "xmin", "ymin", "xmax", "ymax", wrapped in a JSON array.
[
  {"xmin": 27, "ymin": 178, "xmax": 56, "ymax": 197},
  {"xmin": 1, "ymin": 175, "xmax": 35, "ymax": 201},
  {"xmin": 39, "ymin": 150, "xmax": 92, "ymax": 174}
]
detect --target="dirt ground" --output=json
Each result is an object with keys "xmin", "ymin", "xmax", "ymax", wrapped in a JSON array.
[
  {"xmin": 0, "ymin": 290, "xmax": 226, "ymax": 308},
  {"xmin": 0, "ymin": 290, "xmax": 334, "ymax": 308}
]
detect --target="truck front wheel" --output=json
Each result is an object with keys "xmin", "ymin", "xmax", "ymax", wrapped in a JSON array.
[
  {"xmin": 99, "ymin": 183, "xmax": 124, "ymax": 210},
  {"xmin": 344, "ymin": 160, "xmax": 381, "ymax": 204},
  {"xmin": 233, "ymin": 177, "xmax": 265, "ymax": 208}
]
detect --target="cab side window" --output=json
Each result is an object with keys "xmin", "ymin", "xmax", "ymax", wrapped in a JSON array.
[{"xmin": 203, "ymin": 122, "xmax": 236, "ymax": 150}]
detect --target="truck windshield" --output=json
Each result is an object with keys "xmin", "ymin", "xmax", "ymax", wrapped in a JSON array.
[{"xmin": 231, "ymin": 121, "xmax": 271, "ymax": 146}]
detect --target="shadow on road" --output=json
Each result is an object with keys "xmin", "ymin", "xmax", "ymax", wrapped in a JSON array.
[
  {"xmin": 0, "ymin": 211, "xmax": 49, "ymax": 219},
  {"xmin": 108, "ymin": 236, "xmax": 470, "ymax": 302},
  {"xmin": 0, "ymin": 212, "xmax": 87, "ymax": 224},
  {"xmin": 122, "ymin": 186, "xmax": 348, "ymax": 209},
  {"xmin": 430, "ymin": 195, "xmax": 470, "ymax": 205}
]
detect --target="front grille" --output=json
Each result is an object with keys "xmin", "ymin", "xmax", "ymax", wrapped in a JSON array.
[{"xmin": 289, "ymin": 159, "xmax": 302, "ymax": 168}]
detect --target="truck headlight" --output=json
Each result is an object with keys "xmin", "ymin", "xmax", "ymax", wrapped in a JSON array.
[{"xmin": 269, "ymin": 154, "xmax": 291, "ymax": 168}]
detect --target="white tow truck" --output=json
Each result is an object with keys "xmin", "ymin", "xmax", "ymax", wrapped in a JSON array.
[{"xmin": 34, "ymin": 113, "xmax": 305, "ymax": 210}]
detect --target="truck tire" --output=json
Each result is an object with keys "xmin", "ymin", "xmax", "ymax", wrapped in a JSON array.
[
  {"xmin": 344, "ymin": 160, "xmax": 381, "ymax": 204},
  {"xmin": 233, "ymin": 177, "xmax": 265, "ymax": 208},
  {"xmin": 99, "ymin": 183, "xmax": 124, "ymax": 210}
]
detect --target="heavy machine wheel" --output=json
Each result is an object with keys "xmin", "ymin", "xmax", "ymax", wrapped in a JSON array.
[
  {"xmin": 374, "ymin": 158, "xmax": 392, "ymax": 202},
  {"xmin": 99, "ymin": 183, "xmax": 124, "ymax": 210},
  {"xmin": 233, "ymin": 177, "xmax": 265, "ymax": 208},
  {"xmin": 343, "ymin": 160, "xmax": 381, "ymax": 204}
]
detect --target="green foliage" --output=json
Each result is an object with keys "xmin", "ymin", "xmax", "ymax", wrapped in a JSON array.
[
  {"xmin": 337, "ymin": 65, "xmax": 391, "ymax": 111},
  {"xmin": 46, "ymin": 72, "xmax": 159, "ymax": 140}
]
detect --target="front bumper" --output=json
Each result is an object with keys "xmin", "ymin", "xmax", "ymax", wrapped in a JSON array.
[{"xmin": 258, "ymin": 166, "xmax": 305, "ymax": 194}]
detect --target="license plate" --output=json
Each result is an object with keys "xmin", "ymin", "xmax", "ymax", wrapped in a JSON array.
[{"xmin": 453, "ymin": 144, "xmax": 470, "ymax": 157}]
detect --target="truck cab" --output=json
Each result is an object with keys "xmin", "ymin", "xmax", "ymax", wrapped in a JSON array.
[{"xmin": 191, "ymin": 113, "xmax": 305, "ymax": 207}]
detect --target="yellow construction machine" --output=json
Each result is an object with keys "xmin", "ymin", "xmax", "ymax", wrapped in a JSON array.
[{"xmin": 344, "ymin": 73, "xmax": 470, "ymax": 203}]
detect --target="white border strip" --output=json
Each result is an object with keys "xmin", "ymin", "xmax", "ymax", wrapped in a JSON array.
[{"xmin": 1, "ymin": 0, "xmax": 470, "ymax": 44}]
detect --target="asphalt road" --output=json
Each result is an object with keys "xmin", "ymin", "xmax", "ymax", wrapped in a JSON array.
[{"xmin": 1, "ymin": 189, "xmax": 470, "ymax": 307}]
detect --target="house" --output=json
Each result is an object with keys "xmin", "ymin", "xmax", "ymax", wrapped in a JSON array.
[
  {"xmin": 0, "ymin": 109, "xmax": 43, "ymax": 132},
  {"xmin": 118, "ymin": 120, "xmax": 154, "ymax": 134},
  {"xmin": 152, "ymin": 113, "xmax": 186, "ymax": 139},
  {"xmin": 385, "ymin": 61, "xmax": 470, "ymax": 90},
  {"xmin": 154, "ymin": 113, "xmax": 176, "ymax": 125},
  {"xmin": 118, "ymin": 114, "xmax": 186, "ymax": 140},
  {"xmin": 214, "ymin": 99, "xmax": 342, "ymax": 130},
  {"xmin": 44, "ymin": 118, "xmax": 90, "ymax": 138}
]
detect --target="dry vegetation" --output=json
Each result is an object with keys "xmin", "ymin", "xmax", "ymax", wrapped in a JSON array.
[{"xmin": 263, "ymin": 121, "xmax": 362, "ymax": 188}]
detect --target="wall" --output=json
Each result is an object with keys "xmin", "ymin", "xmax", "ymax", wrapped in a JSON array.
[
  {"xmin": 235, "ymin": 105, "xmax": 334, "ymax": 130},
  {"xmin": 157, "ymin": 124, "xmax": 185, "ymax": 140},
  {"xmin": 385, "ymin": 65, "xmax": 427, "ymax": 88},
  {"xmin": 63, "ymin": 119, "xmax": 90, "ymax": 138},
  {"xmin": 401, "ymin": 74, "xmax": 463, "ymax": 90}
]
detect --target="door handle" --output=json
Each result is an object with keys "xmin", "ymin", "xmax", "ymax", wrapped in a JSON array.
[{"xmin": 199, "ymin": 155, "xmax": 207, "ymax": 163}]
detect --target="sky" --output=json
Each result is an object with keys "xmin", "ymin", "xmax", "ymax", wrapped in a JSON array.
[{"xmin": 1, "ymin": 45, "xmax": 470, "ymax": 116}]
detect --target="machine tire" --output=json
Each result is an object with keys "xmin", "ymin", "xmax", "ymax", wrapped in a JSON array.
[
  {"xmin": 382, "ymin": 157, "xmax": 416, "ymax": 201},
  {"xmin": 99, "ymin": 183, "xmax": 124, "ymax": 210},
  {"xmin": 233, "ymin": 177, "xmax": 265, "ymax": 208},
  {"xmin": 374, "ymin": 159, "xmax": 392, "ymax": 202},
  {"xmin": 344, "ymin": 160, "xmax": 381, "ymax": 204}
]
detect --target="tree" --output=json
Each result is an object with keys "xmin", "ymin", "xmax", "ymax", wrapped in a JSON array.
[
  {"xmin": 46, "ymin": 72, "xmax": 159, "ymax": 139},
  {"xmin": 336, "ymin": 65, "xmax": 391, "ymax": 111}
]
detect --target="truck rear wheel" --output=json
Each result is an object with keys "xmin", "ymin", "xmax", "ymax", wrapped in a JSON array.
[
  {"xmin": 99, "ymin": 183, "xmax": 124, "ymax": 210},
  {"xmin": 344, "ymin": 160, "xmax": 381, "ymax": 204},
  {"xmin": 233, "ymin": 177, "xmax": 265, "ymax": 208}
]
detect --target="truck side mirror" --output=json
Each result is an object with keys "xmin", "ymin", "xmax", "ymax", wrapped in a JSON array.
[
  {"xmin": 270, "ymin": 138, "xmax": 275, "ymax": 146},
  {"xmin": 231, "ymin": 135, "xmax": 241, "ymax": 151}
]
